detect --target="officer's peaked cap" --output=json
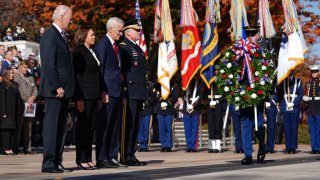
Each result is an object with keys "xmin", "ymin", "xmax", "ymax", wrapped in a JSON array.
[{"xmin": 123, "ymin": 19, "xmax": 142, "ymax": 31}]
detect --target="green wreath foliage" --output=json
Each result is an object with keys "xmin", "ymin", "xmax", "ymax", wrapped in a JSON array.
[{"xmin": 216, "ymin": 40, "xmax": 275, "ymax": 108}]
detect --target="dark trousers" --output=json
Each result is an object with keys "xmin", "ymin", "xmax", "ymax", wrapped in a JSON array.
[
  {"xmin": 76, "ymin": 100, "xmax": 97, "ymax": 164},
  {"xmin": 1, "ymin": 129, "xmax": 15, "ymax": 151},
  {"xmin": 283, "ymin": 110, "xmax": 299, "ymax": 151},
  {"xmin": 99, "ymin": 96, "xmax": 122, "ymax": 161},
  {"xmin": 42, "ymin": 98, "xmax": 69, "ymax": 170},
  {"xmin": 15, "ymin": 117, "xmax": 33, "ymax": 152},
  {"xmin": 121, "ymin": 99, "xmax": 143, "ymax": 162},
  {"xmin": 207, "ymin": 108, "xmax": 223, "ymax": 140},
  {"xmin": 137, "ymin": 115, "xmax": 152, "ymax": 149}
]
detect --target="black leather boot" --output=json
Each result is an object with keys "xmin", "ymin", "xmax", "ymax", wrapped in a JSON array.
[{"xmin": 256, "ymin": 127, "xmax": 266, "ymax": 164}]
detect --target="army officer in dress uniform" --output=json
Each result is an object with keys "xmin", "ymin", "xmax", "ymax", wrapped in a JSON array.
[
  {"xmin": 119, "ymin": 19, "xmax": 147, "ymax": 166},
  {"xmin": 303, "ymin": 66, "xmax": 320, "ymax": 154}
]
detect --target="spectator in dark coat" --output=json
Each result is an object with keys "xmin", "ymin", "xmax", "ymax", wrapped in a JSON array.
[{"xmin": 0, "ymin": 68, "xmax": 24, "ymax": 155}]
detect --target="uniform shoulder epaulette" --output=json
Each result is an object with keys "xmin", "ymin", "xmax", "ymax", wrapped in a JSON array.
[{"xmin": 119, "ymin": 42, "xmax": 126, "ymax": 46}]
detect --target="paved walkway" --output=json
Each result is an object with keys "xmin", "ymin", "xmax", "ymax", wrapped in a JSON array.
[{"xmin": 0, "ymin": 144, "xmax": 319, "ymax": 180}]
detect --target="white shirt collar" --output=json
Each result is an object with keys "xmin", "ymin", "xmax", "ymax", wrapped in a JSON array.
[
  {"xmin": 52, "ymin": 23, "xmax": 63, "ymax": 33},
  {"xmin": 106, "ymin": 34, "xmax": 115, "ymax": 45}
]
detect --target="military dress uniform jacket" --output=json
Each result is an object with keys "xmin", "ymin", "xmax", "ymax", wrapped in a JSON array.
[
  {"xmin": 182, "ymin": 82, "xmax": 203, "ymax": 115},
  {"xmin": 141, "ymin": 82, "xmax": 158, "ymax": 116},
  {"xmin": 279, "ymin": 77, "xmax": 303, "ymax": 113},
  {"xmin": 120, "ymin": 38, "xmax": 147, "ymax": 100},
  {"xmin": 306, "ymin": 78, "xmax": 320, "ymax": 115}
]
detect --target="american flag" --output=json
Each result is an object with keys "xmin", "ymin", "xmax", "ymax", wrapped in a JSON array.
[{"xmin": 135, "ymin": 0, "xmax": 148, "ymax": 60}]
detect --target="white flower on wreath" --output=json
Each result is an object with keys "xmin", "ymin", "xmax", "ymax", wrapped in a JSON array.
[
  {"xmin": 260, "ymin": 81, "xmax": 265, "ymax": 85},
  {"xmin": 226, "ymin": 52, "xmax": 230, "ymax": 57},
  {"xmin": 235, "ymin": 97, "xmax": 240, "ymax": 101},
  {"xmin": 262, "ymin": 52, "xmax": 266, "ymax": 58},
  {"xmin": 224, "ymin": 86, "xmax": 229, "ymax": 92},
  {"xmin": 240, "ymin": 90, "xmax": 245, "ymax": 95},
  {"xmin": 262, "ymin": 66, "xmax": 267, "ymax": 70},
  {"xmin": 255, "ymin": 71, "xmax": 259, "ymax": 76},
  {"xmin": 228, "ymin": 74, "xmax": 233, "ymax": 79},
  {"xmin": 220, "ymin": 69, "xmax": 225, "ymax": 73},
  {"xmin": 227, "ymin": 63, "xmax": 232, "ymax": 68},
  {"xmin": 251, "ymin": 93, "xmax": 257, "ymax": 99}
]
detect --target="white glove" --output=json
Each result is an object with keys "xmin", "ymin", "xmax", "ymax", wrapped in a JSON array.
[
  {"xmin": 287, "ymin": 102, "xmax": 294, "ymax": 108},
  {"xmin": 210, "ymin": 100, "xmax": 217, "ymax": 106},
  {"xmin": 265, "ymin": 102, "xmax": 271, "ymax": 108},
  {"xmin": 235, "ymin": 105, "xmax": 239, "ymax": 111},
  {"xmin": 303, "ymin": 95, "xmax": 309, "ymax": 102},
  {"xmin": 161, "ymin": 102, "xmax": 167, "ymax": 108},
  {"xmin": 187, "ymin": 104, "xmax": 194, "ymax": 111}
]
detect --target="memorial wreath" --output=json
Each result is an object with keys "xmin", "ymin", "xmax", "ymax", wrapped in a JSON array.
[{"xmin": 216, "ymin": 39, "xmax": 275, "ymax": 108}]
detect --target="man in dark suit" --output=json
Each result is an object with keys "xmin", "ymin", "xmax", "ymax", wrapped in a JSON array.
[
  {"xmin": 1, "ymin": 50, "xmax": 15, "ymax": 75},
  {"xmin": 119, "ymin": 19, "xmax": 147, "ymax": 166},
  {"xmin": 94, "ymin": 17, "xmax": 127, "ymax": 168},
  {"xmin": 39, "ymin": 5, "xmax": 74, "ymax": 173}
]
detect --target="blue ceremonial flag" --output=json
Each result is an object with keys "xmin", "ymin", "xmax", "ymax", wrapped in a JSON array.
[
  {"xmin": 241, "ymin": 18, "xmax": 247, "ymax": 40},
  {"xmin": 200, "ymin": 22, "xmax": 220, "ymax": 89}
]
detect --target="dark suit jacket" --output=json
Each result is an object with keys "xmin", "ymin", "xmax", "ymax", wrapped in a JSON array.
[
  {"xmin": 120, "ymin": 38, "xmax": 147, "ymax": 100},
  {"xmin": 1, "ymin": 60, "xmax": 11, "ymax": 75},
  {"xmin": 39, "ymin": 25, "xmax": 74, "ymax": 98},
  {"xmin": 94, "ymin": 36, "xmax": 122, "ymax": 98},
  {"xmin": 73, "ymin": 45, "xmax": 101, "ymax": 100}
]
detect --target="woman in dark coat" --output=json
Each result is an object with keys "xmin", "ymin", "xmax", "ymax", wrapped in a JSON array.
[
  {"xmin": 72, "ymin": 26, "xmax": 101, "ymax": 170},
  {"xmin": 0, "ymin": 68, "xmax": 23, "ymax": 155}
]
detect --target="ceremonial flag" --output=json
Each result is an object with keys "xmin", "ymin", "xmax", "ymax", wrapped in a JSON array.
[
  {"xmin": 230, "ymin": 0, "xmax": 248, "ymax": 41},
  {"xmin": 200, "ymin": 23, "xmax": 220, "ymax": 89},
  {"xmin": 180, "ymin": 0, "xmax": 201, "ymax": 90},
  {"xmin": 157, "ymin": 41, "xmax": 178, "ymax": 99},
  {"xmin": 277, "ymin": 0, "xmax": 307, "ymax": 85},
  {"xmin": 155, "ymin": 0, "xmax": 177, "ymax": 99},
  {"xmin": 135, "ymin": 0, "xmax": 148, "ymax": 59},
  {"xmin": 200, "ymin": 0, "xmax": 221, "ymax": 89}
]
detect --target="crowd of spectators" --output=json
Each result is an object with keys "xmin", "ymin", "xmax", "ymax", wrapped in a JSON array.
[{"xmin": 0, "ymin": 41, "xmax": 41, "ymax": 155}]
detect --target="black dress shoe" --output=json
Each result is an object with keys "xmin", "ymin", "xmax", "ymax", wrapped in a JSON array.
[
  {"xmin": 58, "ymin": 164, "xmax": 73, "ymax": 172},
  {"xmin": 241, "ymin": 156, "xmax": 253, "ymax": 165},
  {"xmin": 96, "ymin": 160, "xmax": 118, "ymax": 168},
  {"xmin": 208, "ymin": 149, "xmax": 215, "ymax": 153},
  {"xmin": 311, "ymin": 150, "xmax": 320, "ymax": 154},
  {"xmin": 111, "ymin": 158, "xmax": 128, "ymax": 168},
  {"xmin": 132, "ymin": 157, "xmax": 147, "ymax": 166},
  {"xmin": 166, "ymin": 148, "xmax": 172, "ymax": 152},
  {"xmin": 42, "ymin": 168, "xmax": 64, "ymax": 173},
  {"xmin": 213, "ymin": 149, "xmax": 220, "ymax": 153},
  {"xmin": 257, "ymin": 153, "xmax": 266, "ymax": 164},
  {"xmin": 126, "ymin": 159, "xmax": 147, "ymax": 166},
  {"xmin": 185, "ymin": 149, "xmax": 192, "ymax": 153},
  {"xmin": 160, "ymin": 148, "xmax": 166, "ymax": 152}
]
